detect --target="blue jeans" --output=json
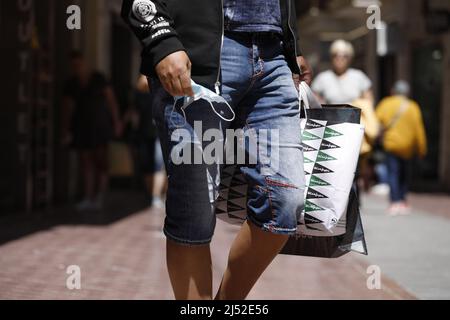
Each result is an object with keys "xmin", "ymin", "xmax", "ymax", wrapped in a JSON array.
[
  {"xmin": 386, "ymin": 153, "xmax": 409, "ymax": 202},
  {"xmin": 151, "ymin": 32, "xmax": 305, "ymax": 245}
]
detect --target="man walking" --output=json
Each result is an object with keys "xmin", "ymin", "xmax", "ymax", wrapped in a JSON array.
[{"xmin": 122, "ymin": 0, "xmax": 312, "ymax": 300}]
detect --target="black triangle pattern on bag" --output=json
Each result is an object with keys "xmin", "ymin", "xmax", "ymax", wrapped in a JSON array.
[
  {"xmin": 302, "ymin": 143, "xmax": 317, "ymax": 152},
  {"xmin": 216, "ymin": 207, "xmax": 227, "ymax": 214},
  {"xmin": 220, "ymin": 177, "xmax": 233, "ymax": 187},
  {"xmin": 228, "ymin": 188, "xmax": 246, "ymax": 200},
  {"xmin": 229, "ymin": 212, "xmax": 247, "ymax": 220},
  {"xmin": 305, "ymin": 224, "xmax": 323, "ymax": 231},
  {"xmin": 231, "ymin": 175, "xmax": 247, "ymax": 187},
  {"xmin": 216, "ymin": 200, "xmax": 228, "ymax": 213},
  {"xmin": 306, "ymin": 188, "xmax": 328, "ymax": 199},
  {"xmin": 227, "ymin": 202, "xmax": 245, "ymax": 212},
  {"xmin": 305, "ymin": 120, "xmax": 325, "ymax": 130},
  {"xmin": 223, "ymin": 165, "xmax": 236, "ymax": 175},
  {"xmin": 229, "ymin": 185, "xmax": 247, "ymax": 196},
  {"xmin": 229, "ymin": 198, "xmax": 247, "ymax": 208},
  {"xmin": 320, "ymin": 139, "xmax": 340, "ymax": 151},
  {"xmin": 312, "ymin": 163, "xmax": 334, "ymax": 175},
  {"xmin": 304, "ymin": 213, "xmax": 324, "ymax": 224}
]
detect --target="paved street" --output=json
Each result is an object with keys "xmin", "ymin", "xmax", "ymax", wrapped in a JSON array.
[
  {"xmin": 360, "ymin": 193, "xmax": 450, "ymax": 300},
  {"xmin": 1, "ymin": 190, "xmax": 448, "ymax": 300}
]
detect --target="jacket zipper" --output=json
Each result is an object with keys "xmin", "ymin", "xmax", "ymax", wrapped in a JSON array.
[{"xmin": 215, "ymin": 0, "xmax": 225, "ymax": 95}]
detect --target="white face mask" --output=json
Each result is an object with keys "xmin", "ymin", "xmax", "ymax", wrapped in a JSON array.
[{"xmin": 171, "ymin": 80, "xmax": 236, "ymax": 128}]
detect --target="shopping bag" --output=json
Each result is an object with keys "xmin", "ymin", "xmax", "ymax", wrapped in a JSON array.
[
  {"xmin": 215, "ymin": 82, "xmax": 368, "ymax": 258},
  {"xmin": 297, "ymin": 82, "xmax": 364, "ymax": 237},
  {"xmin": 280, "ymin": 186, "xmax": 368, "ymax": 258}
]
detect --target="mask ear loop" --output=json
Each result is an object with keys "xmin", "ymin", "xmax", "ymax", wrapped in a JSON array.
[
  {"xmin": 170, "ymin": 94, "xmax": 205, "ymax": 129},
  {"xmin": 170, "ymin": 95, "xmax": 236, "ymax": 129},
  {"xmin": 208, "ymin": 98, "xmax": 236, "ymax": 122},
  {"xmin": 170, "ymin": 97, "xmax": 188, "ymax": 129}
]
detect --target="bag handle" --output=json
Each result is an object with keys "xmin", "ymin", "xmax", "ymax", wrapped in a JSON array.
[{"xmin": 299, "ymin": 81, "xmax": 322, "ymax": 110}]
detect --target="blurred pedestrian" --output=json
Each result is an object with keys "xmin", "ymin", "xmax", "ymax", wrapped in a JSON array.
[
  {"xmin": 61, "ymin": 51, "xmax": 123, "ymax": 211},
  {"xmin": 312, "ymin": 39, "xmax": 374, "ymax": 105},
  {"xmin": 312, "ymin": 39, "xmax": 379, "ymax": 192},
  {"xmin": 123, "ymin": 75, "xmax": 167, "ymax": 209},
  {"xmin": 375, "ymin": 80, "xmax": 428, "ymax": 216}
]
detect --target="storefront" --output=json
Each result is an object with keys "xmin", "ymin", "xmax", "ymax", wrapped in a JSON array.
[{"xmin": 0, "ymin": 0, "xmax": 139, "ymax": 213}]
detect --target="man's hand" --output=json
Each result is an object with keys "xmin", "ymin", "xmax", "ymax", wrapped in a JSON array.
[
  {"xmin": 155, "ymin": 51, "xmax": 194, "ymax": 97},
  {"xmin": 293, "ymin": 56, "xmax": 313, "ymax": 87}
]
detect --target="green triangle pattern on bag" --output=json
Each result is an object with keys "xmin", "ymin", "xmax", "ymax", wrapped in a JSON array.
[
  {"xmin": 316, "ymin": 151, "xmax": 337, "ymax": 162},
  {"xmin": 302, "ymin": 131, "xmax": 321, "ymax": 141},
  {"xmin": 324, "ymin": 127, "xmax": 343, "ymax": 139},
  {"xmin": 305, "ymin": 200, "xmax": 325, "ymax": 213},
  {"xmin": 309, "ymin": 175, "xmax": 331, "ymax": 187}
]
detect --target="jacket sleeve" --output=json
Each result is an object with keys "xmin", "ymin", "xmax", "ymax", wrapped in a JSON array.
[
  {"xmin": 290, "ymin": 0, "xmax": 303, "ymax": 56},
  {"xmin": 121, "ymin": 0, "xmax": 185, "ymax": 75}
]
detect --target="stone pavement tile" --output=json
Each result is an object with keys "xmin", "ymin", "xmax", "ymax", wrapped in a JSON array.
[
  {"xmin": 360, "ymin": 193, "xmax": 450, "ymax": 299},
  {"xmin": 366, "ymin": 192, "xmax": 450, "ymax": 220},
  {"xmin": 408, "ymin": 193, "xmax": 450, "ymax": 219},
  {"xmin": 0, "ymin": 205, "xmax": 415, "ymax": 300}
]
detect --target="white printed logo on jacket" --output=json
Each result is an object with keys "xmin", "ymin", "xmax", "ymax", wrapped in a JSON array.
[{"xmin": 133, "ymin": 0, "xmax": 157, "ymax": 23}]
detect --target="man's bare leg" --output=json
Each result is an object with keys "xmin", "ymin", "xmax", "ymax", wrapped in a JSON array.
[
  {"xmin": 215, "ymin": 220, "xmax": 289, "ymax": 300},
  {"xmin": 153, "ymin": 172, "xmax": 167, "ymax": 199},
  {"xmin": 166, "ymin": 239, "xmax": 213, "ymax": 300}
]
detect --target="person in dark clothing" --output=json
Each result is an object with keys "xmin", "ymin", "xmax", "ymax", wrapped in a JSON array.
[
  {"xmin": 122, "ymin": 0, "xmax": 312, "ymax": 300},
  {"xmin": 62, "ymin": 51, "xmax": 123, "ymax": 211}
]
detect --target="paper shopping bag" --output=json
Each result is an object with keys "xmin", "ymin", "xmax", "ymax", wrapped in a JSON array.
[{"xmin": 215, "ymin": 83, "xmax": 368, "ymax": 258}]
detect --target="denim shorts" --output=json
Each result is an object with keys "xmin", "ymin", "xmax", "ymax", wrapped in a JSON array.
[{"xmin": 151, "ymin": 32, "xmax": 305, "ymax": 245}]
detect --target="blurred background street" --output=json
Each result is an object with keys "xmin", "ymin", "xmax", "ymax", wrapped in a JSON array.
[{"xmin": 1, "ymin": 0, "xmax": 450, "ymax": 300}]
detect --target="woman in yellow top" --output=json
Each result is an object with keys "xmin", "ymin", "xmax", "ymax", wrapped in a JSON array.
[{"xmin": 375, "ymin": 81, "xmax": 427, "ymax": 215}]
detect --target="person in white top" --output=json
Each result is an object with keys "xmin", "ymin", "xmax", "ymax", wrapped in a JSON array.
[{"xmin": 312, "ymin": 39, "xmax": 374, "ymax": 105}]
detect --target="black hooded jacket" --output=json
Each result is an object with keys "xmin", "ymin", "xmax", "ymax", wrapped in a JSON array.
[{"xmin": 121, "ymin": 0, "xmax": 302, "ymax": 90}]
